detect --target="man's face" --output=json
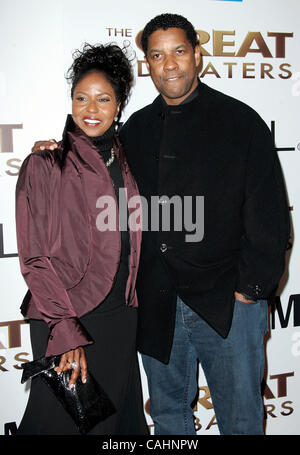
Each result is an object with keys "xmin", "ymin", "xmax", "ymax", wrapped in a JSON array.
[{"xmin": 145, "ymin": 27, "xmax": 201, "ymax": 105}]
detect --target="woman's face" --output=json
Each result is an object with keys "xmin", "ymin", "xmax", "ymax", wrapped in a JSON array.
[{"xmin": 72, "ymin": 71, "xmax": 120, "ymax": 137}]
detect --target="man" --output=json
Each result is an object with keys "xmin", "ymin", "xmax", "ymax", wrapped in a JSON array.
[
  {"xmin": 33, "ymin": 13, "xmax": 290, "ymax": 435},
  {"xmin": 119, "ymin": 13, "xmax": 290, "ymax": 435}
]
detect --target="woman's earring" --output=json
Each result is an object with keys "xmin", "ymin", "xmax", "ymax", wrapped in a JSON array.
[{"xmin": 114, "ymin": 116, "xmax": 119, "ymax": 131}]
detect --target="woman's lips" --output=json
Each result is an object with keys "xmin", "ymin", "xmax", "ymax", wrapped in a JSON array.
[{"xmin": 83, "ymin": 118, "xmax": 101, "ymax": 126}]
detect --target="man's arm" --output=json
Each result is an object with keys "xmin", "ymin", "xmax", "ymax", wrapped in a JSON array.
[{"xmin": 235, "ymin": 113, "xmax": 290, "ymax": 301}]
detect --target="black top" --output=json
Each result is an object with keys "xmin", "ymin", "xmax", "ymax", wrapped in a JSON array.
[
  {"xmin": 120, "ymin": 80, "xmax": 290, "ymax": 363},
  {"xmin": 90, "ymin": 126, "xmax": 130, "ymax": 312}
]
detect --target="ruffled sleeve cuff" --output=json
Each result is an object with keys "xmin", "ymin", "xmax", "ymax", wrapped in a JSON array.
[{"xmin": 45, "ymin": 317, "xmax": 94, "ymax": 357}]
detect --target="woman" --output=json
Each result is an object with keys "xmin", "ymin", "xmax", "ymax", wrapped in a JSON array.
[{"xmin": 16, "ymin": 43, "xmax": 148, "ymax": 435}]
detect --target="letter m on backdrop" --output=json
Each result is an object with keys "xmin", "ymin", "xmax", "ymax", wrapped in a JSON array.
[{"xmin": 271, "ymin": 295, "xmax": 300, "ymax": 329}]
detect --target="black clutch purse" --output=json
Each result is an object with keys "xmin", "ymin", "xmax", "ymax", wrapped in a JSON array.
[{"xmin": 21, "ymin": 355, "xmax": 116, "ymax": 434}]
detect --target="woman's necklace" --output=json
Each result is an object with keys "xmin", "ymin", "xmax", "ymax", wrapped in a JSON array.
[{"xmin": 105, "ymin": 147, "xmax": 115, "ymax": 167}]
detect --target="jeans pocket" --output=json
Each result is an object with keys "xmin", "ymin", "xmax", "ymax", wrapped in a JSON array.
[
  {"xmin": 235, "ymin": 298, "xmax": 258, "ymax": 305},
  {"xmin": 235, "ymin": 298, "xmax": 268, "ymax": 336}
]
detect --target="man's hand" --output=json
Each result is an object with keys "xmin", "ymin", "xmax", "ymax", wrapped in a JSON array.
[
  {"xmin": 32, "ymin": 139, "xmax": 58, "ymax": 152},
  {"xmin": 234, "ymin": 291, "xmax": 255, "ymax": 304},
  {"xmin": 54, "ymin": 347, "xmax": 88, "ymax": 388}
]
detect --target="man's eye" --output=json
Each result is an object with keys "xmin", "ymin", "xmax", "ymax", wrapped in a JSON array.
[
  {"xmin": 99, "ymin": 98, "xmax": 110, "ymax": 102},
  {"xmin": 152, "ymin": 53, "xmax": 161, "ymax": 59},
  {"xmin": 75, "ymin": 96, "xmax": 86, "ymax": 102},
  {"xmin": 176, "ymin": 49, "xmax": 184, "ymax": 55}
]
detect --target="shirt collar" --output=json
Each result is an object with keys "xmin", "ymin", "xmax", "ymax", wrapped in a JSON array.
[{"xmin": 160, "ymin": 79, "xmax": 200, "ymax": 109}]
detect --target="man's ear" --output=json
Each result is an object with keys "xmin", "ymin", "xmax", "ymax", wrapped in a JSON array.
[
  {"xmin": 145, "ymin": 56, "xmax": 151, "ymax": 74},
  {"xmin": 194, "ymin": 44, "xmax": 201, "ymax": 68}
]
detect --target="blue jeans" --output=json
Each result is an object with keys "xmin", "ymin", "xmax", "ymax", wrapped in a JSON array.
[{"xmin": 142, "ymin": 296, "xmax": 268, "ymax": 435}]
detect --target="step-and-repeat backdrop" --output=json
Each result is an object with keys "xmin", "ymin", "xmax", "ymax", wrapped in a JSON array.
[{"xmin": 0, "ymin": 0, "xmax": 299, "ymax": 435}]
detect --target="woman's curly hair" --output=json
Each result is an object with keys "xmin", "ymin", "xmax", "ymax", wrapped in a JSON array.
[{"xmin": 66, "ymin": 42, "xmax": 135, "ymax": 122}]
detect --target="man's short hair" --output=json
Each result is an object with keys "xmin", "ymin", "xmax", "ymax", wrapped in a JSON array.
[{"xmin": 141, "ymin": 13, "xmax": 198, "ymax": 55}]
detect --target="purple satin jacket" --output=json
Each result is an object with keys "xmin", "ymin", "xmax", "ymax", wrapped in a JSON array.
[{"xmin": 16, "ymin": 115, "xmax": 142, "ymax": 357}]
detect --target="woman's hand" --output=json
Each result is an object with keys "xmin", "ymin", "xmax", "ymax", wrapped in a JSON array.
[
  {"xmin": 32, "ymin": 139, "xmax": 58, "ymax": 152},
  {"xmin": 54, "ymin": 347, "xmax": 88, "ymax": 388}
]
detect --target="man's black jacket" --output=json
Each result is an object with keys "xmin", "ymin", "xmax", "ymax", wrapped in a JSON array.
[{"xmin": 120, "ymin": 81, "xmax": 290, "ymax": 364}]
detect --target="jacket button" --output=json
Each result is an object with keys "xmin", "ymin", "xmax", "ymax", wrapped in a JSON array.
[{"xmin": 160, "ymin": 243, "xmax": 168, "ymax": 253}]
